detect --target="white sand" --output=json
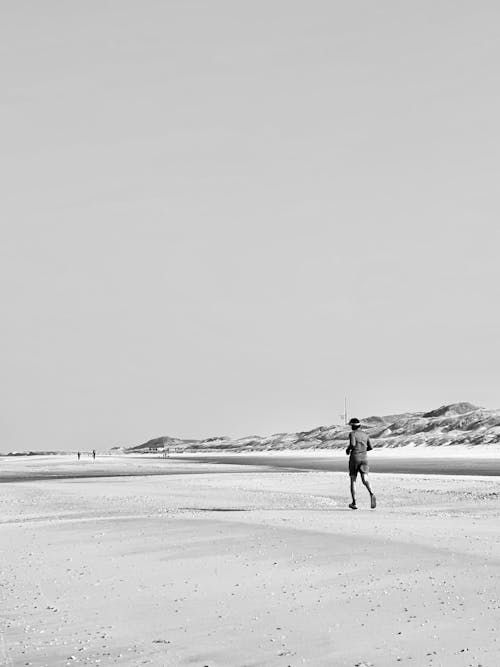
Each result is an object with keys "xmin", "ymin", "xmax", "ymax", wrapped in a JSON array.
[
  {"xmin": 130, "ymin": 445, "xmax": 500, "ymax": 458},
  {"xmin": 1, "ymin": 456, "xmax": 500, "ymax": 666}
]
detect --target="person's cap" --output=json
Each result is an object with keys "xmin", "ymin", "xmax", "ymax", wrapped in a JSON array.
[{"xmin": 348, "ymin": 417, "xmax": 361, "ymax": 425}]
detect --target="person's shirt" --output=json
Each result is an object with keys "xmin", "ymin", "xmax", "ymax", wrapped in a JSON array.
[{"xmin": 347, "ymin": 429, "xmax": 372, "ymax": 458}]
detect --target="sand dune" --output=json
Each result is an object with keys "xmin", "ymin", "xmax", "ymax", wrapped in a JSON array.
[
  {"xmin": 1, "ymin": 456, "xmax": 500, "ymax": 666},
  {"xmin": 126, "ymin": 402, "xmax": 500, "ymax": 454}
]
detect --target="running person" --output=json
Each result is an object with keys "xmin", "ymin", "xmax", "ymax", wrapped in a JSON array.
[{"xmin": 346, "ymin": 417, "xmax": 376, "ymax": 510}]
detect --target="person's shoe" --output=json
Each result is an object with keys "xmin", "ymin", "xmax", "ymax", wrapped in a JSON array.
[
  {"xmin": 370, "ymin": 494, "xmax": 377, "ymax": 509},
  {"xmin": 349, "ymin": 502, "xmax": 358, "ymax": 510}
]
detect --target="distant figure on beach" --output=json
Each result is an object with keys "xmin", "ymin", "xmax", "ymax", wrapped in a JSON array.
[
  {"xmin": 77, "ymin": 451, "xmax": 81, "ymax": 461},
  {"xmin": 346, "ymin": 417, "xmax": 376, "ymax": 510},
  {"xmin": 92, "ymin": 449, "xmax": 96, "ymax": 460}
]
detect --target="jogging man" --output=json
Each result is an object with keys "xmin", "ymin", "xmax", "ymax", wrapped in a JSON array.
[{"xmin": 346, "ymin": 417, "xmax": 376, "ymax": 510}]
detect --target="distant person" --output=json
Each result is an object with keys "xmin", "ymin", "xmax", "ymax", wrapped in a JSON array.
[
  {"xmin": 346, "ymin": 417, "xmax": 376, "ymax": 510},
  {"xmin": 92, "ymin": 449, "xmax": 96, "ymax": 460},
  {"xmin": 77, "ymin": 451, "xmax": 81, "ymax": 461}
]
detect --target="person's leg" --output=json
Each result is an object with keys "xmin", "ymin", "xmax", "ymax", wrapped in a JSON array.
[
  {"xmin": 348, "ymin": 459, "xmax": 358, "ymax": 509},
  {"xmin": 360, "ymin": 472, "xmax": 376, "ymax": 508},
  {"xmin": 360, "ymin": 472, "xmax": 373, "ymax": 495},
  {"xmin": 349, "ymin": 474, "xmax": 358, "ymax": 509}
]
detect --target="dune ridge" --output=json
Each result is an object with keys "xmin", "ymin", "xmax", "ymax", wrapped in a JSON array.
[{"xmin": 125, "ymin": 402, "xmax": 500, "ymax": 454}]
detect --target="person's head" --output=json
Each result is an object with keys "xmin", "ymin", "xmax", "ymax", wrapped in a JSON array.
[{"xmin": 348, "ymin": 417, "xmax": 361, "ymax": 430}]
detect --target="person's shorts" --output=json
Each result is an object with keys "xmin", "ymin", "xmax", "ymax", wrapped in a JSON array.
[{"xmin": 349, "ymin": 457, "xmax": 369, "ymax": 479}]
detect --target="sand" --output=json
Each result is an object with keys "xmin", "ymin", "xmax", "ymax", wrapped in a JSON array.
[{"xmin": 1, "ymin": 456, "xmax": 500, "ymax": 666}]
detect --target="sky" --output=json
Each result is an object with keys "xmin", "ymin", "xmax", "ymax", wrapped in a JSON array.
[{"xmin": 1, "ymin": 1, "xmax": 499, "ymax": 452}]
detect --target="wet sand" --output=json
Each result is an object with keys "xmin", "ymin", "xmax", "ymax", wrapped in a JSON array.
[
  {"xmin": 1, "ymin": 456, "xmax": 500, "ymax": 666},
  {"xmin": 0, "ymin": 456, "xmax": 280, "ymax": 483},
  {"xmin": 2, "ymin": 452, "xmax": 500, "ymax": 484}
]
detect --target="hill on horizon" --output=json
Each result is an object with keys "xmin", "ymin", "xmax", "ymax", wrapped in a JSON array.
[{"xmin": 125, "ymin": 402, "xmax": 500, "ymax": 454}]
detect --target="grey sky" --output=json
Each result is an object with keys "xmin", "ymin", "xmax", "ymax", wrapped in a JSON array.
[{"xmin": 1, "ymin": 2, "xmax": 499, "ymax": 451}]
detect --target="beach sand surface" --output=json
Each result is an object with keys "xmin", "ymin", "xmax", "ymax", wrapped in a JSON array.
[{"xmin": 1, "ymin": 456, "xmax": 500, "ymax": 666}]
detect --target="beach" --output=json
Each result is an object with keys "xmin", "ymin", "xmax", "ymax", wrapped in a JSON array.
[{"xmin": 1, "ymin": 455, "xmax": 500, "ymax": 666}]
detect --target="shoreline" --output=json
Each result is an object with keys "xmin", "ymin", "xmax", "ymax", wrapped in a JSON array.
[{"xmin": 2, "ymin": 452, "xmax": 500, "ymax": 484}]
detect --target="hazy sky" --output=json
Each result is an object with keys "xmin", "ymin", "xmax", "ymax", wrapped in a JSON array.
[{"xmin": 1, "ymin": 2, "xmax": 499, "ymax": 452}]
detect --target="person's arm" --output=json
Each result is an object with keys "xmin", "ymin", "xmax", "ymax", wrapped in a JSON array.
[
  {"xmin": 346, "ymin": 431, "xmax": 354, "ymax": 455},
  {"xmin": 366, "ymin": 436, "xmax": 373, "ymax": 452}
]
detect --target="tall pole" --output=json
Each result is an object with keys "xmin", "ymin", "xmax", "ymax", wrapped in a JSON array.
[{"xmin": 339, "ymin": 396, "xmax": 348, "ymax": 426}]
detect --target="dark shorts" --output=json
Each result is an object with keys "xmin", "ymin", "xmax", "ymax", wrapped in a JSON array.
[{"xmin": 349, "ymin": 457, "xmax": 369, "ymax": 479}]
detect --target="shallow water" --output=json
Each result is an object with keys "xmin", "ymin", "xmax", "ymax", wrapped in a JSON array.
[{"xmin": 173, "ymin": 454, "xmax": 500, "ymax": 477}]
